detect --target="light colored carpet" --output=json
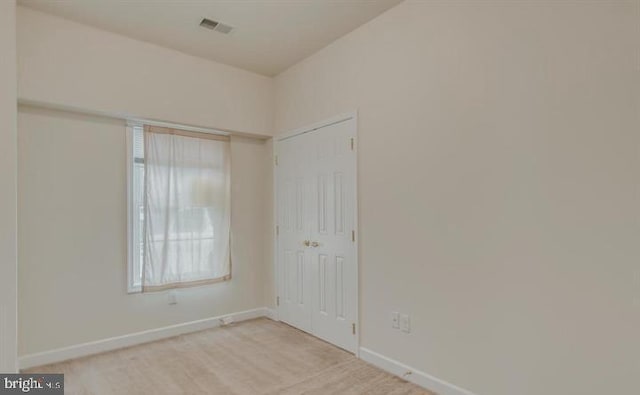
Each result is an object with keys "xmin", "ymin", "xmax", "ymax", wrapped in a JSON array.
[{"xmin": 25, "ymin": 318, "xmax": 432, "ymax": 395}]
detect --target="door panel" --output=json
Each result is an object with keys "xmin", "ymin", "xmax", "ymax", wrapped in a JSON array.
[
  {"xmin": 277, "ymin": 117, "xmax": 357, "ymax": 353},
  {"xmin": 307, "ymin": 120, "xmax": 357, "ymax": 352},
  {"xmin": 277, "ymin": 136, "xmax": 313, "ymax": 333}
]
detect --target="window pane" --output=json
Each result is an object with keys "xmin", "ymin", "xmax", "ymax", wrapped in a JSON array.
[
  {"xmin": 131, "ymin": 126, "xmax": 145, "ymax": 288},
  {"xmin": 133, "ymin": 126, "xmax": 144, "ymax": 159}
]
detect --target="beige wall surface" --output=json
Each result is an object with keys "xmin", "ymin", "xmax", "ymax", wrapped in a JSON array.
[
  {"xmin": 275, "ymin": 1, "xmax": 640, "ymax": 394},
  {"xmin": 17, "ymin": 6, "xmax": 274, "ymax": 137},
  {"xmin": 262, "ymin": 138, "xmax": 276, "ymax": 308},
  {"xmin": 0, "ymin": 0, "xmax": 18, "ymax": 373},
  {"xmin": 18, "ymin": 106, "xmax": 271, "ymax": 355}
]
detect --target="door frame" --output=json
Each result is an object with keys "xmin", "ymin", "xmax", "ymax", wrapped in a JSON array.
[{"xmin": 273, "ymin": 111, "xmax": 359, "ymax": 356}]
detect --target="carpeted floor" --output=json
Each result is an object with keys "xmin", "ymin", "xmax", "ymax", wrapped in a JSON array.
[{"xmin": 25, "ymin": 318, "xmax": 432, "ymax": 395}]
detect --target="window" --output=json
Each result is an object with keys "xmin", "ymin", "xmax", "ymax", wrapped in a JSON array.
[
  {"xmin": 127, "ymin": 125, "xmax": 231, "ymax": 293},
  {"xmin": 127, "ymin": 125, "xmax": 145, "ymax": 292}
]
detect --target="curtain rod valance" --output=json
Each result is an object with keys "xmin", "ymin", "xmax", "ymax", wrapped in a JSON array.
[{"xmin": 144, "ymin": 125, "xmax": 231, "ymax": 142}]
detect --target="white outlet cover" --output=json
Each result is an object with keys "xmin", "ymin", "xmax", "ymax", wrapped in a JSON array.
[
  {"xmin": 400, "ymin": 314, "xmax": 410, "ymax": 333},
  {"xmin": 391, "ymin": 312, "xmax": 400, "ymax": 329},
  {"xmin": 167, "ymin": 290, "xmax": 177, "ymax": 305}
]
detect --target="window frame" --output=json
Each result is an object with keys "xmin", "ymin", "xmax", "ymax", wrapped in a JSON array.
[{"xmin": 126, "ymin": 123, "xmax": 144, "ymax": 293}]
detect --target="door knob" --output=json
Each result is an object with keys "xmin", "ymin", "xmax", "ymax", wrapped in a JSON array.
[
  {"xmin": 303, "ymin": 240, "xmax": 311, "ymax": 247},
  {"xmin": 310, "ymin": 241, "xmax": 320, "ymax": 247}
]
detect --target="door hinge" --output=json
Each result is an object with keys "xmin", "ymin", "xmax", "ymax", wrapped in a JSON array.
[
  {"xmin": 276, "ymin": 225, "xmax": 279, "ymax": 236},
  {"xmin": 352, "ymin": 323, "xmax": 356, "ymax": 335},
  {"xmin": 352, "ymin": 230, "xmax": 355, "ymax": 242},
  {"xmin": 350, "ymin": 138, "xmax": 354, "ymax": 151},
  {"xmin": 277, "ymin": 296, "xmax": 280, "ymax": 306},
  {"xmin": 275, "ymin": 155, "xmax": 278, "ymax": 166}
]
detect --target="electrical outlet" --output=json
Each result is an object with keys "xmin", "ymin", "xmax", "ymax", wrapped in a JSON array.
[
  {"xmin": 400, "ymin": 314, "xmax": 410, "ymax": 333},
  {"xmin": 220, "ymin": 316, "xmax": 234, "ymax": 326},
  {"xmin": 167, "ymin": 290, "xmax": 177, "ymax": 305},
  {"xmin": 391, "ymin": 312, "xmax": 400, "ymax": 329}
]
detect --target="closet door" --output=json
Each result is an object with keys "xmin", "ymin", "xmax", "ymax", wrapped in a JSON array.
[
  {"xmin": 276, "ymin": 116, "xmax": 358, "ymax": 353},
  {"xmin": 276, "ymin": 132, "xmax": 313, "ymax": 333}
]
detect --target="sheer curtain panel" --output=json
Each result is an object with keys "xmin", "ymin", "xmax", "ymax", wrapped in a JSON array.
[{"xmin": 142, "ymin": 125, "xmax": 231, "ymax": 292}]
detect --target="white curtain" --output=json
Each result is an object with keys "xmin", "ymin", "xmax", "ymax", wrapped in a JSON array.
[{"xmin": 142, "ymin": 125, "xmax": 231, "ymax": 292}]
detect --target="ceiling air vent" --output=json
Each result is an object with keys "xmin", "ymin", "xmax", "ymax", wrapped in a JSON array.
[{"xmin": 200, "ymin": 18, "xmax": 233, "ymax": 34}]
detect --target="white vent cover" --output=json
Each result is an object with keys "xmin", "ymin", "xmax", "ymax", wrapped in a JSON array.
[{"xmin": 200, "ymin": 18, "xmax": 233, "ymax": 34}]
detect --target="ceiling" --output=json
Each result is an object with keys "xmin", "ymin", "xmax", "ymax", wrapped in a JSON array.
[{"xmin": 18, "ymin": 0, "xmax": 403, "ymax": 76}]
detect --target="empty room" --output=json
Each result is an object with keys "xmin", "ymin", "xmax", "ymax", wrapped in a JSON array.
[{"xmin": 0, "ymin": 0, "xmax": 638, "ymax": 394}]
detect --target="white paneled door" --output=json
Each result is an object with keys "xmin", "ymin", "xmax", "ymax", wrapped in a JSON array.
[{"xmin": 276, "ymin": 116, "xmax": 358, "ymax": 353}]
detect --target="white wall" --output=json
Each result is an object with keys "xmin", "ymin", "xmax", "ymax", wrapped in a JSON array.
[
  {"xmin": 18, "ymin": 106, "xmax": 271, "ymax": 355},
  {"xmin": 0, "ymin": 0, "xmax": 18, "ymax": 374},
  {"xmin": 16, "ymin": 5, "xmax": 275, "ymax": 357},
  {"xmin": 17, "ymin": 6, "xmax": 274, "ymax": 137},
  {"xmin": 275, "ymin": 1, "xmax": 640, "ymax": 395}
]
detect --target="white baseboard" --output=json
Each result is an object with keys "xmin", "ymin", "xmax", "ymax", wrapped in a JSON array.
[
  {"xmin": 264, "ymin": 307, "xmax": 278, "ymax": 321},
  {"xmin": 19, "ymin": 310, "xmax": 474, "ymax": 395},
  {"xmin": 359, "ymin": 347, "xmax": 477, "ymax": 395},
  {"xmin": 19, "ymin": 307, "xmax": 272, "ymax": 370}
]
